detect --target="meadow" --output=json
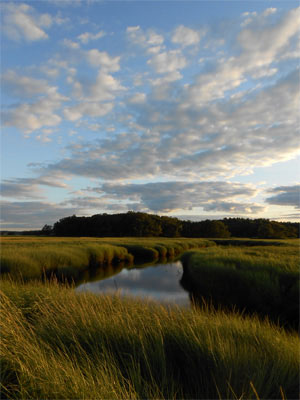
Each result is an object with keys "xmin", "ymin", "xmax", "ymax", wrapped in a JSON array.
[{"xmin": 0, "ymin": 236, "xmax": 299, "ymax": 399}]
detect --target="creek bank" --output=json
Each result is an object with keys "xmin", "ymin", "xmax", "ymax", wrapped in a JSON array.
[{"xmin": 180, "ymin": 250, "xmax": 299, "ymax": 331}]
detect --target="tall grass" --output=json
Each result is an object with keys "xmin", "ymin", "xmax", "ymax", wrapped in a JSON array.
[
  {"xmin": 0, "ymin": 243, "xmax": 133, "ymax": 281},
  {"xmin": 180, "ymin": 244, "xmax": 300, "ymax": 329},
  {"xmin": 0, "ymin": 237, "xmax": 214, "ymax": 281},
  {"xmin": 1, "ymin": 280, "xmax": 299, "ymax": 399}
]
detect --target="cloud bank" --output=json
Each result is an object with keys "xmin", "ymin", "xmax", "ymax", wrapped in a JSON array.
[{"xmin": 1, "ymin": 4, "xmax": 300, "ymax": 228}]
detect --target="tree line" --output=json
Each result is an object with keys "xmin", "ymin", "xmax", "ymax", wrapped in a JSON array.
[{"xmin": 42, "ymin": 212, "xmax": 299, "ymax": 239}]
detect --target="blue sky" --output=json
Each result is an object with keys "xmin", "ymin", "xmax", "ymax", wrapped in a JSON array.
[{"xmin": 1, "ymin": 0, "xmax": 299, "ymax": 229}]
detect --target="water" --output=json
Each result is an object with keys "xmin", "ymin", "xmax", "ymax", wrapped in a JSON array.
[{"xmin": 76, "ymin": 261, "xmax": 190, "ymax": 306}]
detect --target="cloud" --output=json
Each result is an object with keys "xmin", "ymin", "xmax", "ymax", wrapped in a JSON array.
[
  {"xmin": 202, "ymin": 201, "xmax": 264, "ymax": 214},
  {"xmin": 64, "ymin": 102, "xmax": 114, "ymax": 121},
  {"xmin": 60, "ymin": 196, "xmax": 127, "ymax": 212},
  {"xmin": 2, "ymin": 5, "xmax": 299, "ymax": 228},
  {"xmin": 1, "ymin": 70, "xmax": 51, "ymax": 98},
  {"xmin": 86, "ymin": 181, "xmax": 263, "ymax": 214},
  {"xmin": 35, "ymin": 65, "xmax": 299, "ymax": 181},
  {"xmin": 2, "ymin": 2, "xmax": 52, "ymax": 41},
  {"xmin": 0, "ymin": 201, "xmax": 81, "ymax": 229},
  {"xmin": 71, "ymin": 70, "xmax": 125, "ymax": 102},
  {"xmin": 0, "ymin": 180, "xmax": 43, "ymax": 199},
  {"xmin": 171, "ymin": 25, "xmax": 204, "ymax": 47},
  {"xmin": 128, "ymin": 93, "xmax": 146, "ymax": 104},
  {"xmin": 147, "ymin": 50, "xmax": 186, "ymax": 74},
  {"xmin": 182, "ymin": 7, "xmax": 300, "ymax": 106},
  {"xmin": 62, "ymin": 38, "xmax": 80, "ymax": 49},
  {"xmin": 1, "ymin": 70, "xmax": 69, "ymax": 134},
  {"xmin": 237, "ymin": 7, "xmax": 300, "ymax": 72},
  {"xmin": 0, "ymin": 177, "xmax": 68, "ymax": 199},
  {"xmin": 86, "ymin": 49, "xmax": 120, "ymax": 72},
  {"xmin": 265, "ymin": 184, "xmax": 300, "ymax": 209},
  {"xmin": 2, "ymin": 88, "xmax": 68, "ymax": 134},
  {"xmin": 126, "ymin": 26, "xmax": 164, "ymax": 49},
  {"xmin": 77, "ymin": 30, "xmax": 105, "ymax": 44},
  {"xmin": 272, "ymin": 213, "xmax": 300, "ymax": 221}
]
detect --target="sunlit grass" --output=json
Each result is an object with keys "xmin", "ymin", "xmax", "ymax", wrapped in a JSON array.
[
  {"xmin": 1, "ymin": 279, "xmax": 298, "ymax": 400},
  {"xmin": 0, "ymin": 236, "xmax": 214, "ymax": 281}
]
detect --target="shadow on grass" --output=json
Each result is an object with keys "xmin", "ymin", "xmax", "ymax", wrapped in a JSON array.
[{"xmin": 180, "ymin": 259, "xmax": 299, "ymax": 331}]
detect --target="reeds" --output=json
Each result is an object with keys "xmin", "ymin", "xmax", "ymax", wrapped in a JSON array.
[
  {"xmin": 0, "ymin": 237, "xmax": 214, "ymax": 281},
  {"xmin": 180, "ymin": 244, "xmax": 299, "ymax": 329},
  {"xmin": 1, "ymin": 279, "xmax": 299, "ymax": 399}
]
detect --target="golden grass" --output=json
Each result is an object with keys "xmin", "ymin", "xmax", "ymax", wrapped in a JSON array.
[{"xmin": 1, "ymin": 279, "xmax": 299, "ymax": 399}]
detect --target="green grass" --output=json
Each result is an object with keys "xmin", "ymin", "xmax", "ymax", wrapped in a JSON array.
[
  {"xmin": 180, "ymin": 243, "xmax": 300, "ymax": 329},
  {"xmin": 1, "ymin": 279, "xmax": 299, "ymax": 399},
  {"xmin": 0, "ymin": 236, "xmax": 214, "ymax": 281}
]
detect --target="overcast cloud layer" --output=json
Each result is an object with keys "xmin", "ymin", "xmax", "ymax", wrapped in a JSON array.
[{"xmin": 1, "ymin": 2, "xmax": 299, "ymax": 229}]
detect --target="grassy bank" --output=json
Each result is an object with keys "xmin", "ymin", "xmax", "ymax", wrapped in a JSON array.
[
  {"xmin": 1, "ymin": 280, "xmax": 299, "ymax": 400},
  {"xmin": 0, "ymin": 237, "xmax": 214, "ymax": 281},
  {"xmin": 180, "ymin": 242, "xmax": 299, "ymax": 329}
]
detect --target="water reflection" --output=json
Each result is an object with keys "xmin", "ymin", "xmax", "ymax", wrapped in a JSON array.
[{"xmin": 76, "ymin": 261, "xmax": 190, "ymax": 306}]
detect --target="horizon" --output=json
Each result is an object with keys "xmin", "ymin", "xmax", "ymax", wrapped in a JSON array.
[
  {"xmin": 1, "ymin": 0, "xmax": 300, "ymax": 230},
  {"xmin": 1, "ymin": 211, "xmax": 298, "ymax": 233}
]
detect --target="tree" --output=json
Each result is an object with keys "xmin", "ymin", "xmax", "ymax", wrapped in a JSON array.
[{"xmin": 41, "ymin": 224, "xmax": 53, "ymax": 235}]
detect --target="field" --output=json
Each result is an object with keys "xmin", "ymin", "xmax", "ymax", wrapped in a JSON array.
[{"xmin": 0, "ymin": 237, "xmax": 299, "ymax": 399}]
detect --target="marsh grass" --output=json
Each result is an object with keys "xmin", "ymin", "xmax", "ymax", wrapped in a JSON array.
[
  {"xmin": 0, "ymin": 237, "xmax": 214, "ymax": 281},
  {"xmin": 180, "ymin": 244, "xmax": 300, "ymax": 329},
  {"xmin": 1, "ymin": 279, "xmax": 299, "ymax": 399}
]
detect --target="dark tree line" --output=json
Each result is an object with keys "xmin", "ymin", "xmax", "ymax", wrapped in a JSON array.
[{"xmin": 46, "ymin": 212, "xmax": 299, "ymax": 239}]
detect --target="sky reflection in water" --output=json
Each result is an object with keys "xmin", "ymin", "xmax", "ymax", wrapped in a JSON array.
[{"xmin": 76, "ymin": 261, "xmax": 189, "ymax": 306}]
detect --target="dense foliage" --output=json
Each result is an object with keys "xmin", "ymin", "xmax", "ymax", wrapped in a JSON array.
[{"xmin": 43, "ymin": 212, "xmax": 299, "ymax": 238}]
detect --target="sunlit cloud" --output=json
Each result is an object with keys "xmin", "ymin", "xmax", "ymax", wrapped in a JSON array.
[{"xmin": 1, "ymin": 3, "xmax": 299, "ymax": 228}]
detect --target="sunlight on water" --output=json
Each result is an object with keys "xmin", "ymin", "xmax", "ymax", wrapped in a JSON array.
[{"xmin": 76, "ymin": 261, "xmax": 190, "ymax": 306}]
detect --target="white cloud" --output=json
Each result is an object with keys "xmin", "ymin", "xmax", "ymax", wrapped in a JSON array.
[
  {"xmin": 126, "ymin": 25, "xmax": 164, "ymax": 52},
  {"xmin": 72, "ymin": 70, "xmax": 125, "ymax": 102},
  {"xmin": 171, "ymin": 25, "xmax": 203, "ymax": 47},
  {"xmin": 38, "ymin": 66, "xmax": 299, "ymax": 182},
  {"xmin": 64, "ymin": 102, "xmax": 114, "ymax": 121},
  {"xmin": 86, "ymin": 49, "xmax": 120, "ymax": 72},
  {"xmin": 2, "ymin": 70, "xmax": 50, "ymax": 98},
  {"xmin": 2, "ymin": 87, "xmax": 68, "ymax": 134},
  {"xmin": 147, "ymin": 50, "xmax": 186, "ymax": 74},
  {"xmin": 2, "ymin": 5, "xmax": 299, "ymax": 225},
  {"xmin": 262, "ymin": 8, "xmax": 277, "ymax": 17},
  {"xmin": 77, "ymin": 30, "xmax": 105, "ymax": 44},
  {"xmin": 150, "ymin": 71, "xmax": 182, "ymax": 86},
  {"xmin": 238, "ymin": 7, "xmax": 300, "ymax": 70},
  {"xmin": 62, "ymin": 38, "xmax": 80, "ymax": 49},
  {"xmin": 2, "ymin": 3, "xmax": 52, "ymax": 41},
  {"xmin": 128, "ymin": 93, "xmax": 146, "ymax": 104}
]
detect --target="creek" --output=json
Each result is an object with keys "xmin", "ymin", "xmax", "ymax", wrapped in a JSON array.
[{"xmin": 76, "ymin": 261, "xmax": 190, "ymax": 306}]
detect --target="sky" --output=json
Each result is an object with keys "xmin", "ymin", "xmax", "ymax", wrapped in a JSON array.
[{"xmin": 1, "ymin": 0, "xmax": 299, "ymax": 230}]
